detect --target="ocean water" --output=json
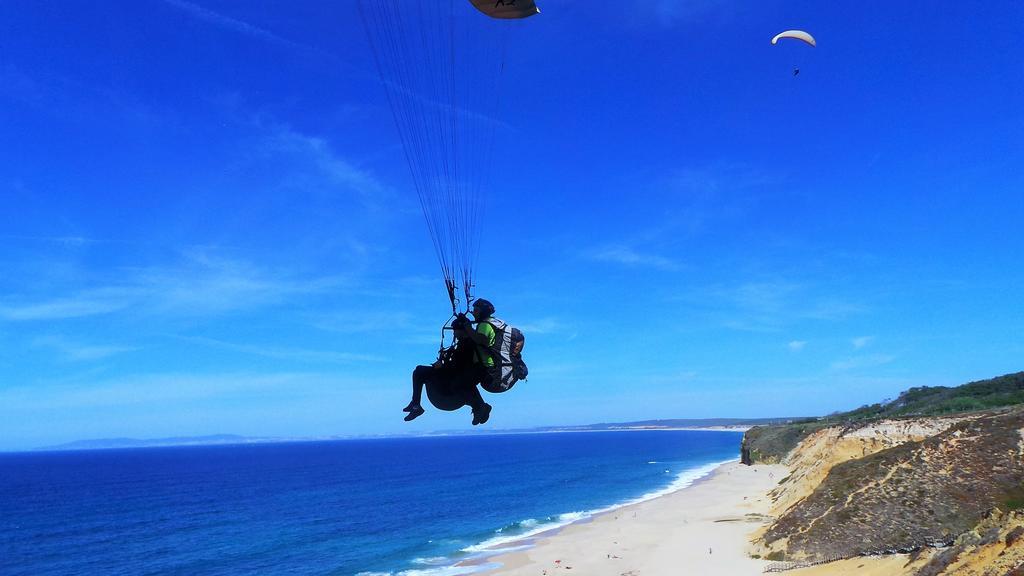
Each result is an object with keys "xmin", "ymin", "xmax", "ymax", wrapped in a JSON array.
[{"xmin": 0, "ymin": 430, "xmax": 742, "ymax": 576}]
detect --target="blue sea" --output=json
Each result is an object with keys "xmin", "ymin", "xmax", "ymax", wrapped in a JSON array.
[{"xmin": 0, "ymin": 430, "xmax": 742, "ymax": 576}]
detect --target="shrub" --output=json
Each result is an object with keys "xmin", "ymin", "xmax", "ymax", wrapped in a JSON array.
[{"xmin": 1006, "ymin": 526, "xmax": 1024, "ymax": 547}]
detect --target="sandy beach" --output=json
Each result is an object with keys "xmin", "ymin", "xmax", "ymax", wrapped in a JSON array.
[{"xmin": 474, "ymin": 460, "xmax": 789, "ymax": 576}]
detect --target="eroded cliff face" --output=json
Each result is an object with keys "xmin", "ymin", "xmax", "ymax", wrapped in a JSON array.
[
  {"xmin": 746, "ymin": 408, "xmax": 1024, "ymax": 575},
  {"xmin": 764, "ymin": 418, "xmax": 965, "ymax": 519}
]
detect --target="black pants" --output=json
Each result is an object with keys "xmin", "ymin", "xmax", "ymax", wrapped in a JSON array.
[{"xmin": 411, "ymin": 363, "xmax": 489, "ymax": 411}]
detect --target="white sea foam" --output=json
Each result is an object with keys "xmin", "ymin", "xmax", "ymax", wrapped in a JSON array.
[
  {"xmin": 392, "ymin": 563, "xmax": 499, "ymax": 576},
  {"xmin": 463, "ymin": 510, "xmax": 587, "ymax": 553},
  {"xmin": 561, "ymin": 460, "xmax": 729, "ymax": 520},
  {"xmin": 556, "ymin": 511, "xmax": 587, "ymax": 523},
  {"xmin": 464, "ymin": 458, "xmax": 734, "ymax": 556},
  {"xmin": 411, "ymin": 556, "xmax": 450, "ymax": 566}
]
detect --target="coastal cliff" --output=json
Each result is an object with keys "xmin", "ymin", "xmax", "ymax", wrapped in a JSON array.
[{"xmin": 742, "ymin": 372, "xmax": 1024, "ymax": 575}]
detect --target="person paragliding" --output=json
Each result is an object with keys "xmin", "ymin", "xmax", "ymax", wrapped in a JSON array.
[
  {"xmin": 402, "ymin": 297, "xmax": 528, "ymax": 425},
  {"xmin": 403, "ymin": 298, "xmax": 498, "ymax": 425},
  {"xmin": 771, "ymin": 29, "xmax": 815, "ymax": 76}
]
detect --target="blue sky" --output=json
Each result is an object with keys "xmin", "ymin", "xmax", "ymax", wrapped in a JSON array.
[{"xmin": 1, "ymin": 1, "xmax": 1022, "ymax": 450}]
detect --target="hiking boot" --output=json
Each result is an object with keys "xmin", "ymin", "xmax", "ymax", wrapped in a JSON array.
[
  {"xmin": 471, "ymin": 403, "xmax": 492, "ymax": 425},
  {"xmin": 404, "ymin": 404, "xmax": 425, "ymax": 422}
]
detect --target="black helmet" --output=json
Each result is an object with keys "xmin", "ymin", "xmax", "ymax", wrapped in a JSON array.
[{"xmin": 471, "ymin": 298, "xmax": 495, "ymax": 317}]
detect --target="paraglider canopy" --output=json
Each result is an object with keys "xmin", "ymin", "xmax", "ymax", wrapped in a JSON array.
[
  {"xmin": 469, "ymin": 0, "xmax": 539, "ymax": 19},
  {"xmin": 771, "ymin": 30, "xmax": 816, "ymax": 47}
]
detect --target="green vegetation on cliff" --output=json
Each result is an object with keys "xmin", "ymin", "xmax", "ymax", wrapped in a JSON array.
[
  {"xmin": 842, "ymin": 371, "xmax": 1024, "ymax": 421},
  {"xmin": 741, "ymin": 419, "xmax": 825, "ymax": 464},
  {"xmin": 742, "ymin": 371, "xmax": 1024, "ymax": 464}
]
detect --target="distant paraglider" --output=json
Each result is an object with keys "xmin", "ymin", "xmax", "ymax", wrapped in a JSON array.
[{"xmin": 771, "ymin": 30, "xmax": 815, "ymax": 77}]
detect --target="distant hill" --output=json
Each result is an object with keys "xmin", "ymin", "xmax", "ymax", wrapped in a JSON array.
[
  {"xmin": 37, "ymin": 434, "xmax": 260, "ymax": 451},
  {"xmin": 33, "ymin": 417, "xmax": 795, "ymax": 452}
]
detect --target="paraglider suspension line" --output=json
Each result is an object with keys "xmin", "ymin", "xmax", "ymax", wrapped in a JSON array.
[{"xmin": 445, "ymin": 278, "xmax": 458, "ymax": 315}]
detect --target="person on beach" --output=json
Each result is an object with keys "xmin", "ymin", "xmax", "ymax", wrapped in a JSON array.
[{"xmin": 402, "ymin": 299, "xmax": 497, "ymax": 425}]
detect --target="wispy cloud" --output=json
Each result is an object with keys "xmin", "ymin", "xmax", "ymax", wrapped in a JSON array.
[
  {"xmin": 714, "ymin": 280, "xmax": 801, "ymax": 332},
  {"xmin": 656, "ymin": 164, "xmax": 773, "ymax": 238},
  {"xmin": 585, "ymin": 244, "xmax": 679, "ymax": 271},
  {"xmin": 852, "ymin": 336, "xmax": 874, "ymax": 349},
  {"xmin": 0, "ymin": 250, "xmax": 346, "ymax": 322},
  {"xmin": 263, "ymin": 125, "xmax": 390, "ymax": 209},
  {"xmin": 679, "ymin": 278, "xmax": 867, "ymax": 332},
  {"xmin": 802, "ymin": 299, "xmax": 869, "ymax": 321},
  {"xmin": 312, "ymin": 310, "xmax": 415, "ymax": 335},
  {"xmin": 516, "ymin": 317, "xmax": 564, "ymax": 335},
  {"xmin": 136, "ymin": 249, "xmax": 342, "ymax": 315},
  {"xmin": 0, "ymin": 235, "xmax": 97, "ymax": 247},
  {"xmin": 1, "ymin": 61, "xmax": 174, "ymax": 133},
  {"xmin": 0, "ymin": 288, "xmax": 132, "ymax": 321},
  {"xmin": 31, "ymin": 336, "xmax": 137, "ymax": 362},
  {"xmin": 643, "ymin": 370, "xmax": 700, "ymax": 384},
  {"xmin": 0, "ymin": 370, "xmax": 400, "ymax": 448},
  {"xmin": 0, "ymin": 372, "xmax": 343, "ymax": 411},
  {"xmin": 181, "ymin": 336, "xmax": 386, "ymax": 364},
  {"xmin": 830, "ymin": 354, "xmax": 896, "ymax": 372},
  {"xmin": 788, "ymin": 340, "xmax": 807, "ymax": 351},
  {"xmin": 160, "ymin": 0, "xmax": 304, "ymax": 51}
]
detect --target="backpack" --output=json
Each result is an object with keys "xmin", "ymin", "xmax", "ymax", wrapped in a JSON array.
[{"xmin": 478, "ymin": 317, "xmax": 528, "ymax": 393}]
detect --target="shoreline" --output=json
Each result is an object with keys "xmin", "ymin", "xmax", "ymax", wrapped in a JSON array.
[
  {"xmin": 454, "ymin": 459, "xmax": 735, "ymax": 560},
  {"xmin": 465, "ymin": 460, "xmax": 788, "ymax": 576}
]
